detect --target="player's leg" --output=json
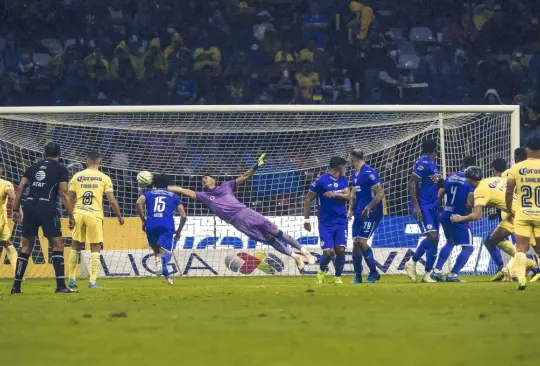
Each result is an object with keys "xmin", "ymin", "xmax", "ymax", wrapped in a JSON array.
[
  {"xmin": 485, "ymin": 224, "xmax": 513, "ymax": 280},
  {"xmin": 531, "ymin": 230, "xmax": 540, "ymax": 282},
  {"xmin": 68, "ymin": 214, "xmax": 85, "ymax": 289},
  {"xmin": 406, "ymin": 206, "xmax": 438, "ymax": 283},
  {"xmin": 1, "ymin": 222, "xmax": 17, "ymax": 274},
  {"xmin": 483, "ymin": 228, "xmax": 504, "ymax": 278},
  {"xmin": 513, "ymin": 220, "xmax": 533, "ymax": 290},
  {"xmin": 157, "ymin": 230, "xmax": 175, "ymax": 285},
  {"xmin": 332, "ymin": 225, "xmax": 347, "ymax": 284},
  {"xmin": 11, "ymin": 208, "xmax": 38, "ymax": 293},
  {"xmin": 86, "ymin": 216, "xmax": 104, "ymax": 289},
  {"xmin": 432, "ymin": 219, "xmax": 454, "ymax": 282},
  {"xmin": 317, "ymin": 225, "xmax": 335, "ymax": 284},
  {"xmin": 356, "ymin": 216, "xmax": 381, "ymax": 283},
  {"xmin": 446, "ymin": 225, "xmax": 474, "ymax": 282},
  {"xmin": 350, "ymin": 218, "xmax": 364, "ymax": 283},
  {"xmin": 267, "ymin": 222, "xmax": 315, "ymax": 265}
]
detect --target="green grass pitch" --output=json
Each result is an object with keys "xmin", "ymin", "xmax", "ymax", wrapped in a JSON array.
[{"xmin": 1, "ymin": 276, "xmax": 538, "ymax": 366}]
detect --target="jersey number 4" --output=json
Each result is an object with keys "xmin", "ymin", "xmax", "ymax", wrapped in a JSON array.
[
  {"xmin": 154, "ymin": 197, "xmax": 166, "ymax": 213},
  {"xmin": 521, "ymin": 185, "xmax": 540, "ymax": 208},
  {"xmin": 82, "ymin": 191, "xmax": 93, "ymax": 205}
]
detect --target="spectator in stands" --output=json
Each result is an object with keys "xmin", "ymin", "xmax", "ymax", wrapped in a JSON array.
[
  {"xmin": 1, "ymin": 33, "xmax": 20, "ymax": 73},
  {"xmin": 164, "ymin": 33, "xmax": 192, "ymax": 71},
  {"xmin": 138, "ymin": 58, "xmax": 168, "ymax": 104},
  {"xmin": 197, "ymin": 65, "xmax": 222, "ymax": 104},
  {"xmin": 268, "ymin": 61, "xmax": 295, "ymax": 103},
  {"xmin": 492, "ymin": 61, "xmax": 521, "ymax": 103},
  {"xmin": 378, "ymin": 44, "xmax": 403, "ymax": 104},
  {"xmin": 348, "ymin": 1, "xmax": 375, "ymax": 43},
  {"xmin": 29, "ymin": 67, "xmax": 55, "ymax": 106},
  {"xmin": 0, "ymin": 78, "xmax": 15, "ymax": 106},
  {"xmin": 301, "ymin": 1, "xmax": 329, "ymax": 48},
  {"xmin": 105, "ymin": 0, "xmax": 131, "ymax": 43},
  {"xmin": 364, "ymin": 87, "xmax": 386, "ymax": 104},
  {"xmin": 484, "ymin": 88, "xmax": 503, "ymax": 104},
  {"xmin": 298, "ymin": 39, "xmax": 317, "ymax": 63},
  {"xmin": 529, "ymin": 42, "xmax": 540, "ymax": 89},
  {"xmin": 169, "ymin": 65, "xmax": 198, "ymax": 105},
  {"xmin": 143, "ymin": 38, "xmax": 167, "ymax": 73},
  {"xmin": 16, "ymin": 51, "xmax": 38, "ymax": 83},
  {"xmin": 275, "ymin": 40, "xmax": 297, "ymax": 66},
  {"xmin": 132, "ymin": 1, "xmax": 154, "ymax": 36},
  {"xmin": 110, "ymin": 41, "xmax": 144, "ymax": 80},
  {"xmin": 50, "ymin": 43, "xmax": 80, "ymax": 83},
  {"xmin": 92, "ymin": 65, "xmax": 116, "ymax": 105},
  {"xmin": 322, "ymin": 67, "xmax": 353, "ymax": 103},
  {"xmin": 58, "ymin": 61, "xmax": 94, "ymax": 105},
  {"xmin": 193, "ymin": 38, "xmax": 222, "ymax": 72},
  {"xmin": 224, "ymin": 63, "xmax": 249, "ymax": 104},
  {"xmin": 85, "ymin": 48, "xmax": 109, "ymax": 78},
  {"xmin": 293, "ymin": 61, "xmax": 320, "ymax": 104}
]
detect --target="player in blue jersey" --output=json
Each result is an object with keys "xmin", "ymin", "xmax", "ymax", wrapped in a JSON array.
[
  {"xmin": 304, "ymin": 156, "xmax": 350, "ymax": 285},
  {"xmin": 431, "ymin": 156, "xmax": 477, "ymax": 282},
  {"xmin": 405, "ymin": 139, "xmax": 444, "ymax": 283},
  {"xmin": 348, "ymin": 149, "xmax": 384, "ymax": 284},
  {"xmin": 136, "ymin": 174, "xmax": 187, "ymax": 285}
]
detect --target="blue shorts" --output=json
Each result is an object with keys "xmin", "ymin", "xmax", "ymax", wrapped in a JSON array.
[
  {"xmin": 146, "ymin": 226, "xmax": 174, "ymax": 253},
  {"xmin": 413, "ymin": 205, "xmax": 439, "ymax": 234},
  {"xmin": 441, "ymin": 217, "xmax": 471, "ymax": 245},
  {"xmin": 352, "ymin": 211, "xmax": 381, "ymax": 239},
  {"xmin": 319, "ymin": 223, "xmax": 347, "ymax": 250}
]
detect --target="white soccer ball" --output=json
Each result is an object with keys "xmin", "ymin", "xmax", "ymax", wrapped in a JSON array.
[{"xmin": 137, "ymin": 171, "xmax": 153, "ymax": 186}]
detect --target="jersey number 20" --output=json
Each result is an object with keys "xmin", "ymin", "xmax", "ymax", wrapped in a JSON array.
[
  {"xmin": 521, "ymin": 185, "xmax": 540, "ymax": 208},
  {"xmin": 154, "ymin": 197, "xmax": 166, "ymax": 213}
]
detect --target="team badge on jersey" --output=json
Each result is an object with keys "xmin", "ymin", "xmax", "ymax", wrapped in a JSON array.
[
  {"xmin": 369, "ymin": 174, "xmax": 375, "ymax": 180},
  {"xmin": 418, "ymin": 165, "xmax": 424, "ymax": 171}
]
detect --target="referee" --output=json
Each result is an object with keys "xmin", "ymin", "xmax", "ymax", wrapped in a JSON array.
[{"xmin": 11, "ymin": 142, "xmax": 78, "ymax": 294}]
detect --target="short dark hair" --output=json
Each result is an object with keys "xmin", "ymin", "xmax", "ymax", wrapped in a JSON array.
[
  {"xmin": 527, "ymin": 132, "xmax": 540, "ymax": 151},
  {"xmin": 329, "ymin": 156, "xmax": 347, "ymax": 169},
  {"xmin": 44, "ymin": 142, "xmax": 61, "ymax": 158},
  {"xmin": 350, "ymin": 148, "xmax": 364, "ymax": 160},
  {"xmin": 514, "ymin": 147, "xmax": 527, "ymax": 163},
  {"xmin": 421, "ymin": 139, "xmax": 437, "ymax": 154},
  {"xmin": 491, "ymin": 158, "xmax": 507, "ymax": 173},
  {"xmin": 462, "ymin": 155, "xmax": 477, "ymax": 169},
  {"xmin": 153, "ymin": 174, "xmax": 171, "ymax": 188},
  {"xmin": 465, "ymin": 166, "xmax": 483, "ymax": 181},
  {"xmin": 87, "ymin": 151, "xmax": 102, "ymax": 161}
]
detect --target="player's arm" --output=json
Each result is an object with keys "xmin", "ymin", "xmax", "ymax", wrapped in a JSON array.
[
  {"xmin": 5, "ymin": 184, "xmax": 22, "ymax": 218},
  {"xmin": 236, "ymin": 153, "xmax": 266, "ymax": 185},
  {"xmin": 303, "ymin": 190, "xmax": 317, "ymax": 232},
  {"xmin": 174, "ymin": 204, "xmax": 187, "ymax": 240},
  {"xmin": 505, "ymin": 177, "xmax": 516, "ymax": 218},
  {"xmin": 12, "ymin": 177, "xmax": 28, "ymax": 222},
  {"xmin": 167, "ymin": 186, "xmax": 197, "ymax": 200},
  {"xmin": 466, "ymin": 191, "xmax": 474, "ymax": 211},
  {"xmin": 452, "ymin": 205, "xmax": 483, "ymax": 223},
  {"xmin": 361, "ymin": 183, "xmax": 384, "ymax": 219},
  {"xmin": 437, "ymin": 187, "xmax": 445, "ymax": 208},
  {"xmin": 59, "ymin": 181, "xmax": 74, "ymax": 216},
  {"xmin": 135, "ymin": 195, "xmax": 146, "ymax": 230},
  {"xmin": 105, "ymin": 191, "xmax": 125, "ymax": 225},
  {"xmin": 408, "ymin": 174, "xmax": 422, "ymax": 220},
  {"xmin": 348, "ymin": 186, "xmax": 356, "ymax": 220},
  {"xmin": 324, "ymin": 187, "xmax": 351, "ymax": 201}
]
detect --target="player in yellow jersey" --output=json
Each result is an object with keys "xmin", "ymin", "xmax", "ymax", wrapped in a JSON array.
[
  {"xmin": 450, "ymin": 165, "xmax": 538, "ymax": 281},
  {"xmin": 506, "ymin": 133, "xmax": 540, "ymax": 290},
  {"xmin": 0, "ymin": 164, "xmax": 18, "ymax": 275},
  {"xmin": 66, "ymin": 152, "xmax": 124, "ymax": 289}
]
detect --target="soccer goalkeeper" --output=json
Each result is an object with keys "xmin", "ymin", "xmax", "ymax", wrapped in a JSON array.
[{"xmin": 168, "ymin": 153, "xmax": 315, "ymax": 270}]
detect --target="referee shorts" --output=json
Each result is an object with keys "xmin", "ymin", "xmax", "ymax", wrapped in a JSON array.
[
  {"xmin": 22, "ymin": 204, "xmax": 61, "ymax": 238},
  {"xmin": 72, "ymin": 213, "xmax": 104, "ymax": 244}
]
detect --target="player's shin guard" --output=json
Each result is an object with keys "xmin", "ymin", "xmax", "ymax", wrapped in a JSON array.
[
  {"xmin": 89, "ymin": 252, "xmax": 101, "ymax": 284},
  {"xmin": 435, "ymin": 242, "xmax": 454, "ymax": 271},
  {"xmin": 161, "ymin": 253, "xmax": 172, "ymax": 277},
  {"xmin": 425, "ymin": 241, "xmax": 438, "ymax": 272},
  {"xmin": 68, "ymin": 249, "xmax": 79, "ymax": 281},
  {"xmin": 362, "ymin": 247, "xmax": 378, "ymax": 273},
  {"xmin": 450, "ymin": 245, "xmax": 474, "ymax": 275},
  {"xmin": 352, "ymin": 250, "xmax": 363, "ymax": 275},
  {"xmin": 51, "ymin": 251, "xmax": 67, "ymax": 289},
  {"xmin": 497, "ymin": 240, "xmax": 516, "ymax": 257},
  {"xmin": 12, "ymin": 252, "xmax": 29, "ymax": 290},
  {"xmin": 6, "ymin": 245, "xmax": 17, "ymax": 274},
  {"xmin": 334, "ymin": 252, "xmax": 345, "ymax": 277},
  {"xmin": 412, "ymin": 238, "xmax": 430, "ymax": 262},
  {"xmin": 514, "ymin": 252, "xmax": 527, "ymax": 285}
]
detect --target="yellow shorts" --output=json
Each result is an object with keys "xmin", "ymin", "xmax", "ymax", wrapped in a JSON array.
[
  {"xmin": 72, "ymin": 213, "xmax": 103, "ymax": 244},
  {"xmin": 0, "ymin": 221, "xmax": 12, "ymax": 241},
  {"xmin": 514, "ymin": 218, "xmax": 540, "ymax": 246},
  {"xmin": 497, "ymin": 212, "xmax": 535, "ymax": 245}
]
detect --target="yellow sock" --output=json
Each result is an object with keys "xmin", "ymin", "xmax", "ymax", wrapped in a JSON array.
[
  {"xmin": 89, "ymin": 252, "xmax": 101, "ymax": 284},
  {"xmin": 526, "ymin": 259, "xmax": 537, "ymax": 271},
  {"xmin": 6, "ymin": 245, "xmax": 17, "ymax": 274},
  {"xmin": 68, "ymin": 249, "xmax": 79, "ymax": 281},
  {"xmin": 514, "ymin": 252, "xmax": 528, "ymax": 285},
  {"xmin": 497, "ymin": 240, "xmax": 516, "ymax": 256}
]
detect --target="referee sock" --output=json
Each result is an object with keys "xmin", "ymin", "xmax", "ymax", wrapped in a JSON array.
[
  {"xmin": 52, "ymin": 251, "xmax": 67, "ymax": 289},
  {"xmin": 68, "ymin": 249, "xmax": 79, "ymax": 281},
  {"xmin": 435, "ymin": 242, "xmax": 454, "ymax": 271},
  {"xmin": 412, "ymin": 238, "xmax": 430, "ymax": 262},
  {"xmin": 13, "ymin": 252, "xmax": 29, "ymax": 290},
  {"xmin": 89, "ymin": 252, "xmax": 101, "ymax": 284},
  {"xmin": 334, "ymin": 253, "xmax": 345, "ymax": 277},
  {"xmin": 6, "ymin": 245, "xmax": 18, "ymax": 274},
  {"xmin": 362, "ymin": 247, "xmax": 378, "ymax": 273}
]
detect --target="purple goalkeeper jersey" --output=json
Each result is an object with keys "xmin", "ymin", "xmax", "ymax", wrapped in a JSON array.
[{"xmin": 195, "ymin": 180, "xmax": 247, "ymax": 222}]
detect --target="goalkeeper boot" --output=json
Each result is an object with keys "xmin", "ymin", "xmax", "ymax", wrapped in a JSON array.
[
  {"xmin": 300, "ymin": 248, "xmax": 316, "ymax": 265},
  {"xmin": 404, "ymin": 260, "xmax": 417, "ymax": 282},
  {"xmin": 366, "ymin": 272, "xmax": 381, "ymax": 283},
  {"xmin": 445, "ymin": 274, "xmax": 465, "ymax": 283},
  {"xmin": 351, "ymin": 274, "xmax": 363, "ymax": 284},
  {"xmin": 88, "ymin": 282, "xmax": 101, "ymax": 289},
  {"xmin": 315, "ymin": 270, "xmax": 325, "ymax": 284},
  {"xmin": 68, "ymin": 279, "xmax": 78, "ymax": 289},
  {"xmin": 430, "ymin": 271, "xmax": 445, "ymax": 282},
  {"xmin": 422, "ymin": 272, "xmax": 436, "ymax": 283},
  {"xmin": 55, "ymin": 287, "xmax": 79, "ymax": 293},
  {"xmin": 333, "ymin": 276, "xmax": 344, "ymax": 285},
  {"xmin": 165, "ymin": 276, "xmax": 174, "ymax": 285}
]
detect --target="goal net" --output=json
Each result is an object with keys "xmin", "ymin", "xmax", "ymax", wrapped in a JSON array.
[{"xmin": 0, "ymin": 105, "xmax": 519, "ymax": 279}]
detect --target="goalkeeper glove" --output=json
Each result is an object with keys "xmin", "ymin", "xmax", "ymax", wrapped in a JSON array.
[{"xmin": 252, "ymin": 153, "xmax": 266, "ymax": 171}]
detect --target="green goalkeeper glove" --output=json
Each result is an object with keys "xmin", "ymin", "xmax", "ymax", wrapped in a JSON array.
[{"xmin": 253, "ymin": 153, "xmax": 266, "ymax": 171}]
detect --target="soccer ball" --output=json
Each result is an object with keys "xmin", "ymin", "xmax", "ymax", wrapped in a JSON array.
[{"xmin": 137, "ymin": 171, "xmax": 153, "ymax": 186}]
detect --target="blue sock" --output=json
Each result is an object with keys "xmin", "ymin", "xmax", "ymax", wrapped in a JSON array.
[
  {"xmin": 362, "ymin": 247, "xmax": 378, "ymax": 273},
  {"xmin": 161, "ymin": 253, "xmax": 172, "ymax": 277},
  {"xmin": 486, "ymin": 246, "xmax": 504, "ymax": 270},
  {"xmin": 450, "ymin": 246, "xmax": 474, "ymax": 275},
  {"xmin": 435, "ymin": 242, "xmax": 454, "ymax": 271},
  {"xmin": 319, "ymin": 253, "xmax": 332, "ymax": 272},
  {"xmin": 425, "ymin": 241, "xmax": 438, "ymax": 272},
  {"xmin": 412, "ymin": 238, "xmax": 431, "ymax": 262},
  {"xmin": 352, "ymin": 251, "xmax": 363, "ymax": 276},
  {"xmin": 334, "ymin": 253, "xmax": 345, "ymax": 277}
]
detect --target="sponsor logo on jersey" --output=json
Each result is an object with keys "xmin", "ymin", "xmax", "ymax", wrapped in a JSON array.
[
  {"xmin": 35, "ymin": 171, "xmax": 46, "ymax": 181},
  {"xmin": 77, "ymin": 176, "xmax": 103, "ymax": 182},
  {"xmin": 519, "ymin": 168, "xmax": 540, "ymax": 175}
]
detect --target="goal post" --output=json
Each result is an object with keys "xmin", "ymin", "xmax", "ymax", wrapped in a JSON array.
[{"xmin": 0, "ymin": 105, "xmax": 520, "ymax": 279}]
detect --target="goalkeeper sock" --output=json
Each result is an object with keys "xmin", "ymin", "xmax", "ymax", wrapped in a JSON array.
[
  {"xmin": 362, "ymin": 247, "xmax": 377, "ymax": 273},
  {"xmin": 435, "ymin": 242, "xmax": 454, "ymax": 271},
  {"xmin": 497, "ymin": 240, "xmax": 516, "ymax": 256},
  {"xmin": 13, "ymin": 252, "xmax": 29, "ymax": 290},
  {"xmin": 89, "ymin": 252, "xmax": 101, "ymax": 284},
  {"xmin": 450, "ymin": 245, "xmax": 474, "ymax": 275},
  {"xmin": 514, "ymin": 252, "xmax": 527, "ymax": 284},
  {"xmin": 51, "ymin": 251, "xmax": 66, "ymax": 289},
  {"xmin": 68, "ymin": 249, "xmax": 79, "ymax": 281},
  {"xmin": 161, "ymin": 253, "xmax": 171, "ymax": 277},
  {"xmin": 319, "ymin": 253, "xmax": 332, "ymax": 272},
  {"xmin": 6, "ymin": 245, "xmax": 17, "ymax": 274},
  {"xmin": 425, "ymin": 241, "xmax": 438, "ymax": 272},
  {"xmin": 412, "ymin": 238, "xmax": 430, "ymax": 262},
  {"xmin": 352, "ymin": 250, "xmax": 363, "ymax": 275},
  {"xmin": 486, "ymin": 246, "xmax": 504, "ymax": 271},
  {"xmin": 334, "ymin": 252, "xmax": 345, "ymax": 277},
  {"xmin": 275, "ymin": 231, "xmax": 303, "ymax": 250}
]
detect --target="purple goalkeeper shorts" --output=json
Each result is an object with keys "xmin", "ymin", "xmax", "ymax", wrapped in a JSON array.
[{"xmin": 230, "ymin": 208, "xmax": 277, "ymax": 243}]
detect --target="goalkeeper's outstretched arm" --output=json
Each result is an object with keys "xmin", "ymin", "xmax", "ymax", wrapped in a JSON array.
[
  {"xmin": 168, "ymin": 186, "xmax": 197, "ymax": 200},
  {"xmin": 236, "ymin": 153, "xmax": 266, "ymax": 185}
]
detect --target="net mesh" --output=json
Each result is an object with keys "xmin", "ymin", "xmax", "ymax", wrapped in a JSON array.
[{"xmin": 0, "ymin": 109, "xmax": 513, "ymax": 278}]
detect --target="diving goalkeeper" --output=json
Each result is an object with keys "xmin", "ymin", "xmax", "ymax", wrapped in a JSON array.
[{"xmin": 168, "ymin": 153, "xmax": 315, "ymax": 270}]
